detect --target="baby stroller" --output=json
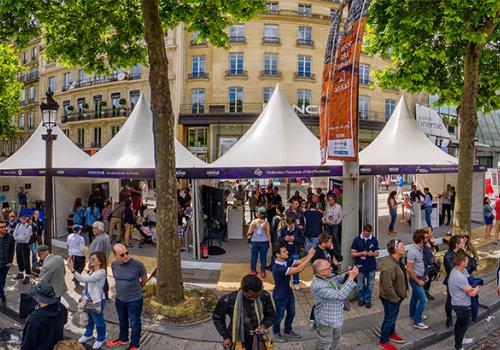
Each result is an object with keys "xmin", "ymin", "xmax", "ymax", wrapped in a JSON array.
[{"xmin": 138, "ymin": 221, "xmax": 157, "ymax": 248}]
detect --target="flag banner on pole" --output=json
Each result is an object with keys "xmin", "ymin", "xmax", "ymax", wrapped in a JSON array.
[{"xmin": 320, "ymin": 0, "xmax": 371, "ymax": 163}]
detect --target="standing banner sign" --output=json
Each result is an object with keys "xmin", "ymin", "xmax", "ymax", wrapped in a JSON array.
[{"xmin": 320, "ymin": 0, "xmax": 371, "ymax": 162}]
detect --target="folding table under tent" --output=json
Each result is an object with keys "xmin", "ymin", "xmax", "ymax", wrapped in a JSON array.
[{"xmin": 0, "ymin": 123, "xmax": 93, "ymax": 237}]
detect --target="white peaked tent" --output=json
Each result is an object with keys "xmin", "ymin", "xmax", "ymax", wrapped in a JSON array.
[
  {"xmin": 82, "ymin": 93, "xmax": 207, "ymax": 174},
  {"xmin": 359, "ymin": 96, "xmax": 457, "ymax": 168},
  {"xmin": 208, "ymin": 84, "xmax": 342, "ymax": 178}
]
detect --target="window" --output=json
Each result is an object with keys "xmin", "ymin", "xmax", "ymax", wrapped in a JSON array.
[
  {"xmin": 77, "ymin": 128, "xmax": 85, "ymax": 147},
  {"xmin": 22, "ymin": 52, "xmax": 28, "ymax": 65},
  {"xmin": 359, "ymin": 64, "xmax": 370, "ymax": 85},
  {"xmin": 229, "ymin": 24, "xmax": 245, "ymax": 42},
  {"xmin": 263, "ymin": 24, "xmax": 279, "ymax": 42},
  {"xmin": 31, "ymin": 47, "xmax": 37, "ymax": 61},
  {"xmin": 263, "ymin": 53, "xmax": 278, "ymax": 74},
  {"xmin": 130, "ymin": 90, "xmax": 140, "ymax": 110},
  {"xmin": 297, "ymin": 89, "xmax": 312, "ymax": 107},
  {"xmin": 21, "ymin": 89, "xmax": 25, "ymax": 103},
  {"xmin": 29, "ymin": 86, "xmax": 35, "ymax": 102},
  {"xmin": 229, "ymin": 87, "xmax": 243, "ymax": 113},
  {"xmin": 191, "ymin": 56, "xmax": 206, "ymax": 77},
  {"xmin": 191, "ymin": 31, "xmax": 206, "ymax": 45},
  {"xmin": 77, "ymin": 97, "xmax": 86, "ymax": 119},
  {"xmin": 298, "ymin": 4, "xmax": 312, "ymax": 15},
  {"xmin": 18, "ymin": 114, "xmax": 25, "ymax": 130},
  {"xmin": 266, "ymin": 2, "xmax": 279, "ymax": 11},
  {"xmin": 93, "ymin": 127, "xmax": 101, "ymax": 147},
  {"xmin": 63, "ymin": 129, "xmax": 70, "ymax": 138},
  {"xmin": 385, "ymin": 99, "xmax": 396, "ymax": 120},
  {"xmin": 229, "ymin": 53, "xmax": 244, "ymax": 74},
  {"xmin": 297, "ymin": 55, "xmax": 311, "ymax": 77},
  {"xmin": 63, "ymin": 100, "xmax": 71, "ymax": 118},
  {"xmin": 131, "ymin": 64, "xmax": 141, "ymax": 79},
  {"xmin": 63, "ymin": 72, "xmax": 72, "ymax": 89},
  {"xmin": 111, "ymin": 126, "xmax": 120, "ymax": 138},
  {"xmin": 48, "ymin": 76, "xmax": 55, "ymax": 93},
  {"xmin": 191, "ymin": 89, "xmax": 205, "ymax": 114},
  {"xmin": 263, "ymin": 87, "xmax": 274, "ymax": 103},
  {"xmin": 298, "ymin": 26, "xmax": 312, "ymax": 45},
  {"xmin": 28, "ymin": 112, "xmax": 34, "ymax": 130},
  {"xmin": 111, "ymin": 93, "xmax": 121, "ymax": 116},
  {"xmin": 78, "ymin": 69, "xmax": 87, "ymax": 82},
  {"xmin": 187, "ymin": 127, "xmax": 208, "ymax": 148},
  {"xmin": 93, "ymin": 95, "xmax": 102, "ymax": 118},
  {"xmin": 359, "ymin": 95, "xmax": 370, "ymax": 118}
]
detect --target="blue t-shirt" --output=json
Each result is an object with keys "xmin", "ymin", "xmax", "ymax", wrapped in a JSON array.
[
  {"xmin": 304, "ymin": 209, "xmax": 323, "ymax": 238},
  {"xmin": 350, "ymin": 235, "xmax": 379, "ymax": 273},
  {"xmin": 272, "ymin": 259, "xmax": 293, "ymax": 300},
  {"xmin": 85, "ymin": 206, "xmax": 101, "ymax": 226}
]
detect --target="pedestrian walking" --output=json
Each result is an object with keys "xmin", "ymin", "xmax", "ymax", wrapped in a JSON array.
[
  {"xmin": 248, "ymin": 191, "xmax": 257, "ymax": 222},
  {"xmin": 448, "ymin": 251, "xmax": 479, "ymax": 350},
  {"xmin": 0, "ymin": 220, "xmax": 15, "ymax": 307},
  {"xmin": 106, "ymin": 244, "xmax": 147, "ymax": 350},
  {"xmin": 350, "ymin": 224, "xmax": 379, "ymax": 309},
  {"xmin": 422, "ymin": 230, "xmax": 439, "ymax": 300},
  {"xmin": 21, "ymin": 282, "xmax": 68, "ymax": 350},
  {"xmin": 68, "ymin": 251, "xmax": 107, "ymax": 349},
  {"xmin": 444, "ymin": 235, "xmax": 466, "ymax": 328},
  {"xmin": 17, "ymin": 186, "xmax": 28, "ymax": 210},
  {"xmin": 423, "ymin": 188, "xmax": 434, "ymax": 229},
  {"xmin": 304, "ymin": 202, "xmax": 324, "ymax": 252},
  {"xmin": 13, "ymin": 213, "xmax": 33, "ymax": 285},
  {"xmin": 483, "ymin": 196, "xmax": 495, "ymax": 238},
  {"xmin": 212, "ymin": 274, "xmax": 276, "ymax": 350},
  {"xmin": 277, "ymin": 217, "xmax": 305, "ymax": 289},
  {"xmin": 440, "ymin": 184, "xmax": 453, "ymax": 225},
  {"xmin": 37, "ymin": 244, "xmax": 68, "ymax": 300},
  {"xmin": 378, "ymin": 239, "xmax": 408, "ymax": 350},
  {"xmin": 272, "ymin": 244, "xmax": 315, "ymax": 342},
  {"xmin": 247, "ymin": 207, "xmax": 272, "ymax": 279},
  {"xmin": 67, "ymin": 224, "xmax": 86, "ymax": 275},
  {"xmin": 101, "ymin": 200, "xmax": 113, "ymax": 234},
  {"xmin": 311, "ymin": 259, "xmax": 358, "ymax": 350},
  {"xmin": 406, "ymin": 230, "xmax": 429, "ymax": 329},
  {"xmin": 285, "ymin": 198, "xmax": 304, "ymax": 229},
  {"xmin": 322, "ymin": 194, "xmax": 342, "ymax": 246},
  {"xmin": 387, "ymin": 191, "xmax": 398, "ymax": 235}
]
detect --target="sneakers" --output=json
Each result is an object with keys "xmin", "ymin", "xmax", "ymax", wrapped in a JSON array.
[
  {"xmin": 365, "ymin": 302, "xmax": 372, "ymax": 309},
  {"xmin": 13, "ymin": 273, "xmax": 23, "ymax": 280},
  {"xmin": 414, "ymin": 322, "xmax": 429, "ymax": 330},
  {"xmin": 358, "ymin": 300, "xmax": 365, "ymax": 307},
  {"xmin": 106, "ymin": 339, "xmax": 128, "ymax": 347},
  {"xmin": 425, "ymin": 292, "xmax": 435, "ymax": 300},
  {"xmin": 285, "ymin": 330, "xmax": 302, "ymax": 339},
  {"xmin": 273, "ymin": 333, "xmax": 286, "ymax": 342},
  {"xmin": 93, "ymin": 340, "xmax": 105, "ymax": 349},
  {"xmin": 250, "ymin": 271, "xmax": 257, "ymax": 276},
  {"xmin": 78, "ymin": 335, "xmax": 93, "ymax": 343},
  {"xmin": 22, "ymin": 276, "xmax": 30, "ymax": 285},
  {"xmin": 389, "ymin": 334, "xmax": 405, "ymax": 344},
  {"xmin": 462, "ymin": 338, "xmax": 475, "ymax": 345},
  {"xmin": 378, "ymin": 342, "xmax": 399, "ymax": 350},
  {"xmin": 294, "ymin": 283, "xmax": 301, "ymax": 290}
]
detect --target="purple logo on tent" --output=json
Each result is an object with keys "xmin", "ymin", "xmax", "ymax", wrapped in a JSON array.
[
  {"xmin": 253, "ymin": 168, "xmax": 263, "ymax": 177},
  {"xmin": 17, "ymin": 169, "xmax": 23, "ymax": 176},
  {"xmin": 206, "ymin": 170, "xmax": 220, "ymax": 177}
]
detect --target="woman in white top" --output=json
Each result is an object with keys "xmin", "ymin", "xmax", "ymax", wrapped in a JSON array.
[
  {"xmin": 67, "ymin": 224, "xmax": 86, "ymax": 275},
  {"xmin": 67, "ymin": 251, "xmax": 107, "ymax": 349},
  {"xmin": 247, "ymin": 207, "xmax": 272, "ymax": 279}
]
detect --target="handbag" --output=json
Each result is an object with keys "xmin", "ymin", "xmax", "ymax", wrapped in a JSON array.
[{"xmin": 83, "ymin": 299, "xmax": 101, "ymax": 314}]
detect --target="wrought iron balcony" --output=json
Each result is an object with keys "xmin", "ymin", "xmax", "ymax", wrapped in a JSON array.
[
  {"xmin": 18, "ymin": 72, "xmax": 39, "ymax": 84},
  {"xmin": 187, "ymin": 72, "xmax": 209, "ymax": 80},
  {"xmin": 61, "ymin": 73, "xmax": 142, "ymax": 92},
  {"xmin": 263, "ymin": 10, "xmax": 332, "ymax": 22},
  {"xmin": 296, "ymin": 39, "xmax": 314, "ymax": 47},
  {"xmin": 259, "ymin": 70, "xmax": 282, "ymax": 78},
  {"xmin": 294, "ymin": 72, "xmax": 316, "ymax": 81},
  {"xmin": 229, "ymin": 36, "xmax": 246, "ymax": 43},
  {"xmin": 91, "ymin": 142, "xmax": 102, "ymax": 148},
  {"xmin": 262, "ymin": 36, "xmax": 281, "ymax": 44},
  {"xmin": 61, "ymin": 107, "xmax": 130, "ymax": 123},
  {"xmin": 190, "ymin": 39, "xmax": 208, "ymax": 47},
  {"xmin": 225, "ymin": 70, "xmax": 248, "ymax": 77}
]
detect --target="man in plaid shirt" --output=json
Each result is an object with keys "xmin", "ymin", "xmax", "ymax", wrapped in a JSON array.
[{"xmin": 311, "ymin": 259, "xmax": 358, "ymax": 350}]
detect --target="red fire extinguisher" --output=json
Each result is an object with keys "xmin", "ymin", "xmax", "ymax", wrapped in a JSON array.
[{"xmin": 201, "ymin": 245, "xmax": 209, "ymax": 259}]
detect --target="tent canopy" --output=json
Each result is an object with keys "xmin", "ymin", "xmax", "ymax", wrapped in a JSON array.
[
  {"xmin": 72, "ymin": 94, "xmax": 206, "ymax": 178},
  {"xmin": 205, "ymin": 84, "xmax": 342, "ymax": 179},
  {"xmin": 0, "ymin": 123, "xmax": 89, "ymax": 176}
]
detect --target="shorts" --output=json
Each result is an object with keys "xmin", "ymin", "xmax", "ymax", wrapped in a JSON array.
[{"xmin": 485, "ymin": 216, "xmax": 494, "ymax": 225}]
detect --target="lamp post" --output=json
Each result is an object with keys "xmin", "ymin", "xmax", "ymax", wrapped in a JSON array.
[{"xmin": 40, "ymin": 92, "xmax": 59, "ymax": 252}]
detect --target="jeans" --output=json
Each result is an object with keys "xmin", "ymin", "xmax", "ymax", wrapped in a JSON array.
[
  {"xmin": 15, "ymin": 242, "xmax": 31, "ymax": 274},
  {"xmin": 273, "ymin": 294, "xmax": 296, "ymax": 335},
  {"xmin": 452, "ymin": 305, "xmax": 471, "ymax": 350},
  {"xmin": 357, "ymin": 271, "xmax": 375, "ymax": 303},
  {"xmin": 305, "ymin": 237, "xmax": 319, "ymax": 253},
  {"xmin": 442, "ymin": 204, "xmax": 451, "ymax": 225},
  {"xmin": 29, "ymin": 242, "xmax": 37, "ymax": 265},
  {"xmin": 250, "ymin": 241, "xmax": 269, "ymax": 273},
  {"xmin": 380, "ymin": 298, "xmax": 402, "ymax": 344},
  {"xmin": 0, "ymin": 265, "xmax": 9, "ymax": 302},
  {"xmin": 115, "ymin": 298, "xmax": 143, "ymax": 347},
  {"xmin": 316, "ymin": 323, "xmax": 341, "ymax": 350},
  {"xmin": 85, "ymin": 300, "xmax": 106, "ymax": 342},
  {"xmin": 409, "ymin": 278, "xmax": 428, "ymax": 324},
  {"xmin": 323, "ymin": 224, "xmax": 341, "ymax": 247},
  {"xmin": 445, "ymin": 284, "xmax": 453, "ymax": 322},
  {"xmin": 389, "ymin": 208, "xmax": 397, "ymax": 232},
  {"xmin": 289, "ymin": 254, "xmax": 300, "ymax": 285},
  {"xmin": 425, "ymin": 206, "xmax": 433, "ymax": 228}
]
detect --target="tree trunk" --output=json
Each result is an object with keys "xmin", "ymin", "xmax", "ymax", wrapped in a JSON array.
[
  {"xmin": 453, "ymin": 43, "xmax": 482, "ymax": 235},
  {"xmin": 142, "ymin": 0, "xmax": 184, "ymax": 305}
]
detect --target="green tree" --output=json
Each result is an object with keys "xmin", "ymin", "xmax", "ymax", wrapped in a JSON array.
[
  {"xmin": 0, "ymin": 0, "xmax": 265, "ymax": 305},
  {"xmin": 365, "ymin": 0, "xmax": 500, "ymax": 233},
  {"xmin": 0, "ymin": 43, "xmax": 22, "ymax": 140}
]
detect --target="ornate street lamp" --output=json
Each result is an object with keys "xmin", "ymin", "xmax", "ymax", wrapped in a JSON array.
[{"xmin": 40, "ymin": 91, "xmax": 59, "ymax": 251}]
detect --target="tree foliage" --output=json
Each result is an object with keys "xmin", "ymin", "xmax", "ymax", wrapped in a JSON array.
[
  {"xmin": 365, "ymin": 0, "xmax": 500, "ymax": 111},
  {"xmin": 0, "ymin": 43, "xmax": 22, "ymax": 140}
]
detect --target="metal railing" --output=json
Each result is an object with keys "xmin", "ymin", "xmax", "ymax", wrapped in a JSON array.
[
  {"xmin": 61, "ymin": 107, "xmax": 130, "ymax": 123},
  {"xmin": 180, "ymin": 103, "xmax": 263, "ymax": 114},
  {"xmin": 61, "ymin": 73, "xmax": 142, "ymax": 92},
  {"xmin": 91, "ymin": 142, "xmax": 102, "ymax": 148},
  {"xmin": 187, "ymin": 72, "xmax": 209, "ymax": 79},
  {"xmin": 229, "ymin": 36, "xmax": 246, "ymax": 43},
  {"xmin": 259, "ymin": 70, "xmax": 282, "ymax": 77},
  {"xmin": 190, "ymin": 39, "xmax": 207, "ymax": 46},
  {"xmin": 294, "ymin": 72, "xmax": 316, "ymax": 80},
  {"xmin": 296, "ymin": 39, "xmax": 314, "ymax": 46},
  {"xmin": 225, "ymin": 70, "xmax": 248, "ymax": 77},
  {"xmin": 262, "ymin": 36, "xmax": 281, "ymax": 44},
  {"xmin": 18, "ymin": 72, "xmax": 39, "ymax": 83},
  {"xmin": 263, "ymin": 10, "xmax": 332, "ymax": 22}
]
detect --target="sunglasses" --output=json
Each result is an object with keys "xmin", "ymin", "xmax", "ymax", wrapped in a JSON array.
[{"xmin": 119, "ymin": 251, "xmax": 129, "ymax": 258}]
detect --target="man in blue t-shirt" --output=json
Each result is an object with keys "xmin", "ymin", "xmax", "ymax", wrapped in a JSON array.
[
  {"xmin": 304, "ymin": 202, "xmax": 323, "ymax": 252},
  {"xmin": 278, "ymin": 217, "xmax": 305, "ymax": 289},
  {"xmin": 272, "ymin": 243, "xmax": 315, "ymax": 342},
  {"xmin": 350, "ymin": 224, "xmax": 379, "ymax": 309}
]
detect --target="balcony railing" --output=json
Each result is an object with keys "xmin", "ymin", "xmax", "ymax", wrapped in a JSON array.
[
  {"xmin": 263, "ymin": 10, "xmax": 332, "ymax": 22},
  {"xmin": 76, "ymin": 143, "xmax": 85, "ymax": 148},
  {"xmin": 294, "ymin": 72, "xmax": 316, "ymax": 80},
  {"xmin": 190, "ymin": 39, "xmax": 207, "ymax": 47},
  {"xmin": 262, "ymin": 36, "xmax": 281, "ymax": 44},
  {"xmin": 61, "ymin": 73, "xmax": 142, "ymax": 92},
  {"xmin": 229, "ymin": 36, "xmax": 246, "ymax": 43},
  {"xmin": 259, "ymin": 70, "xmax": 282, "ymax": 78},
  {"xmin": 187, "ymin": 72, "xmax": 209, "ymax": 80},
  {"xmin": 296, "ymin": 39, "xmax": 314, "ymax": 46},
  {"xmin": 18, "ymin": 72, "xmax": 39, "ymax": 84},
  {"xmin": 61, "ymin": 107, "xmax": 131, "ymax": 123},
  {"xmin": 225, "ymin": 70, "xmax": 248, "ymax": 77},
  {"xmin": 180, "ymin": 103, "xmax": 263, "ymax": 115}
]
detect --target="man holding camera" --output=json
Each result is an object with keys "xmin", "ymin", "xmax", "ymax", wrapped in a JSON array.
[{"xmin": 311, "ymin": 259, "xmax": 358, "ymax": 350}]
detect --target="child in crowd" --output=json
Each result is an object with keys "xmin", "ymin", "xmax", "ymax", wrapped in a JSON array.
[{"xmin": 67, "ymin": 224, "xmax": 86, "ymax": 279}]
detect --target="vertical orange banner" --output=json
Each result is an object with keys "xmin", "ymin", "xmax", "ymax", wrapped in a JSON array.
[{"xmin": 320, "ymin": 0, "xmax": 371, "ymax": 163}]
